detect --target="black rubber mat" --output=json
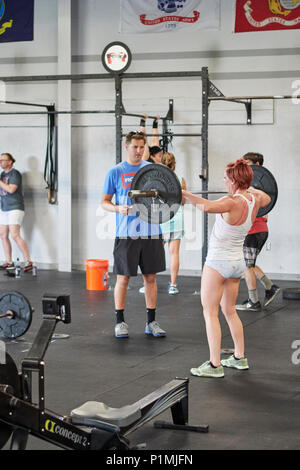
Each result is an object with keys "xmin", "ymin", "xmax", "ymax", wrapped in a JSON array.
[{"xmin": 1, "ymin": 271, "xmax": 299, "ymax": 450}]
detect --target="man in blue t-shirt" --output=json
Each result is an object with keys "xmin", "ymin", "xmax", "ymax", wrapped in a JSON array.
[{"xmin": 101, "ymin": 132, "xmax": 166, "ymax": 339}]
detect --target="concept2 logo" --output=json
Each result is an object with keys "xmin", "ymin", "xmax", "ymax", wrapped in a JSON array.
[{"xmin": 44, "ymin": 419, "xmax": 88, "ymax": 447}]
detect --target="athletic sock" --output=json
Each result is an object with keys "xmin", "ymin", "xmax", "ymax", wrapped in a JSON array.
[
  {"xmin": 249, "ymin": 289, "xmax": 259, "ymax": 304},
  {"xmin": 147, "ymin": 308, "xmax": 156, "ymax": 324},
  {"xmin": 209, "ymin": 362, "xmax": 220, "ymax": 368},
  {"xmin": 259, "ymin": 275, "xmax": 273, "ymax": 291},
  {"xmin": 234, "ymin": 355, "xmax": 244, "ymax": 361},
  {"xmin": 115, "ymin": 309, "xmax": 125, "ymax": 324}
]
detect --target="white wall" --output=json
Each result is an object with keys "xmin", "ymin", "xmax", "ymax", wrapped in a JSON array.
[
  {"xmin": 0, "ymin": 0, "xmax": 58, "ymax": 266},
  {"xmin": 0, "ymin": 0, "xmax": 299, "ymax": 277}
]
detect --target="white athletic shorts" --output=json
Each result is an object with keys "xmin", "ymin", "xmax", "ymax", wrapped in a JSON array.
[
  {"xmin": 0, "ymin": 210, "xmax": 24, "ymax": 226},
  {"xmin": 205, "ymin": 259, "xmax": 246, "ymax": 279}
]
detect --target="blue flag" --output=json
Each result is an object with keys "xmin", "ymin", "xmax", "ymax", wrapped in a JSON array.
[{"xmin": 0, "ymin": 0, "xmax": 34, "ymax": 43}]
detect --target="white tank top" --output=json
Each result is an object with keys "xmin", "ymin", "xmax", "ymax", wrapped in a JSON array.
[{"xmin": 206, "ymin": 194, "xmax": 255, "ymax": 261}]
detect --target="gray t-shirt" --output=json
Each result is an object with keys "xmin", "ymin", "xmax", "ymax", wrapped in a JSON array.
[{"xmin": 0, "ymin": 168, "xmax": 25, "ymax": 211}]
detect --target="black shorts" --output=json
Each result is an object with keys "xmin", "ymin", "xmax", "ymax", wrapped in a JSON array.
[
  {"xmin": 243, "ymin": 232, "xmax": 268, "ymax": 268},
  {"xmin": 113, "ymin": 237, "xmax": 166, "ymax": 276}
]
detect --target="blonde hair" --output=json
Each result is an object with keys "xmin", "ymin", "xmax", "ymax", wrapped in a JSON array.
[{"xmin": 161, "ymin": 152, "xmax": 176, "ymax": 171}]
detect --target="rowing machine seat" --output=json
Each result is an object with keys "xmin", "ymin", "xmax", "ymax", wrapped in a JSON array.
[{"xmin": 70, "ymin": 401, "xmax": 141, "ymax": 428}]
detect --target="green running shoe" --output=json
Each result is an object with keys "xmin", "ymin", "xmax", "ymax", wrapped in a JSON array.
[
  {"xmin": 190, "ymin": 360, "xmax": 224, "ymax": 378},
  {"xmin": 221, "ymin": 355, "xmax": 249, "ymax": 370}
]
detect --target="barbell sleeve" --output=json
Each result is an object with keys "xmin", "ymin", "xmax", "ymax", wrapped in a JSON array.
[
  {"xmin": 0, "ymin": 310, "xmax": 15, "ymax": 319},
  {"xmin": 128, "ymin": 189, "xmax": 159, "ymax": 198}
]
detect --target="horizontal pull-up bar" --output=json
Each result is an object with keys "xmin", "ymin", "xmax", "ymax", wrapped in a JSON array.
[
  {"xmin": 0, "ymin": 71, "xmax": 204, "ymax": 83},
  {"xmin": 0, "ymin": 100, "xmax": 51, "ymax": 108},
  {"xmin": 0, "ymin": 110, "xmax": 115, "ymax": 115},
  {"xmin": 121, "ymin": 112, "xmax": 167, "ymax": 121},
  {"xmin": 209, "ymin": 95, "xmax": 294, "ymax": 101},
  {"xmin": 121, "ymin": 133, "xmax": 202, "ymax": 138}
]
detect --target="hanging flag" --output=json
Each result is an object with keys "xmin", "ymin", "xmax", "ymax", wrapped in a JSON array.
[
  {"xmin": 0, "ymin": 0, "xmax": 34, "ymax": 43},
  {"xmin": 120, "ymin": 0, "xmax": 220, "ymax": 34},
  {"xmin": 235, "ymin": 0, "xmax": 300, "ymax": 32}
]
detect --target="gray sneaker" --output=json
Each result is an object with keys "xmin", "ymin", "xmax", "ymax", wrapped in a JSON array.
[
  {"xmin": 190, "ymin": 361, "xmax": 224, "ymax": 378},
  {"xmin": 139, "ymin": 286, "xmax": 145, "ymax": 294},
  {"xmin": 168, "ymin": 284, "xmax": 179, "ymax": 295},
  {"xmin": 221, "ymin": 355, "xmax": 249, "ymax": 370},
  {"xmin": 115, "ymin": 322, "xmax": 129, "ymax": 338},
  {"xmin": 236, "ymin": 299, "xmax": 261, "ymax": 311},
  {"xmin": 145, "ymin": 321, "xmax": 166, "ymax": 337}
]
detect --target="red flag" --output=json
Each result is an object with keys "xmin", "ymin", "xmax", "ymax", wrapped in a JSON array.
[{"xmin": 235, "ymin": 0, "xmax": 300, "ymax": 32}]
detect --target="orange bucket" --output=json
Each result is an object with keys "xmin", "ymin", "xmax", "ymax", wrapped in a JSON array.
[{"xmin": 86, "ymin": 259, "xmax": 109, "ymax": 291}]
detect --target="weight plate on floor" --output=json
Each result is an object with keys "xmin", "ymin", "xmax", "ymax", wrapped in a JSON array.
[
  {"xmin": 0, "ymin": 291, "xmax": 33, "ymax": 339},
  {"xmin": 221, "ymin": 348, "xmax": 234, "ymax": 355},
  {"xmin": 129, "ymin": 164, "xmax": 182, "ymax": 224},
  {"xmin": 282, "ymin": 288, "xmax": 300, "ymax": 300}
]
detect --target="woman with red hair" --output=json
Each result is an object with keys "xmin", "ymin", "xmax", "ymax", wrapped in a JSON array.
[{"xmin": 182, "ymin": 159, "xmax": 270, "ymax": 378}]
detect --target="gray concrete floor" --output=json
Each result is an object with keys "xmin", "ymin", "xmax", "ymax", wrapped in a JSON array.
[{"xmin": 1, "ymin": 270, "xmax": 300, "ymax": 451}]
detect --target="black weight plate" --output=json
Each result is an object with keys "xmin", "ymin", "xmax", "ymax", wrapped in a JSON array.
[
  {"xmin": 282, "ymin": 288, "xmax": 300, "ymax": 300},
  {"xmin": 0, "ymin": 352, "xmax": 21, "ymax": 449},
  {"xmin": 251, "ymin": 165, "xmax": 278, "ymax": 217},
  {"xmin": 0, "ymin": 291, "xmax": 32, "ymax": 339},
  {"xmin": 130, "ymin": 164, "xmax": 182, "ymax": 224}
]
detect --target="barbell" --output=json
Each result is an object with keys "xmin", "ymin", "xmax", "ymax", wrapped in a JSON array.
[
  {"xmin": 0, "ymin": 291, "xmax": 33, "ymax": 339},
  {"xmin": 128, "ymin": 164, "xmax": 278, "ymax": 224}
]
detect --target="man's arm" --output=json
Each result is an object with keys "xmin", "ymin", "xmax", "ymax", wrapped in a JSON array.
[
  {"xmin": 140, "ymin": 114, "xmax": 150, "ymax": 161},
  {"xmin": 150, "ymin": 115, "xmax": 160, "ymax": 147},
  {"xmin": 0, "ymin": 180, "xmax": 18, "ymax": 194},
  {"xmin": 101, "ymin": 193, "xmax": 132, "ymax": 216},
  {"xmin": 101, "ymin": 193, "xmax": 116, "ymax": 212}
]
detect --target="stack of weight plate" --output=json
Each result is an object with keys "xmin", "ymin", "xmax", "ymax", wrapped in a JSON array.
[{"xmin": 282, "ymin": 288, "xmax": 300, "ymax": 300}]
